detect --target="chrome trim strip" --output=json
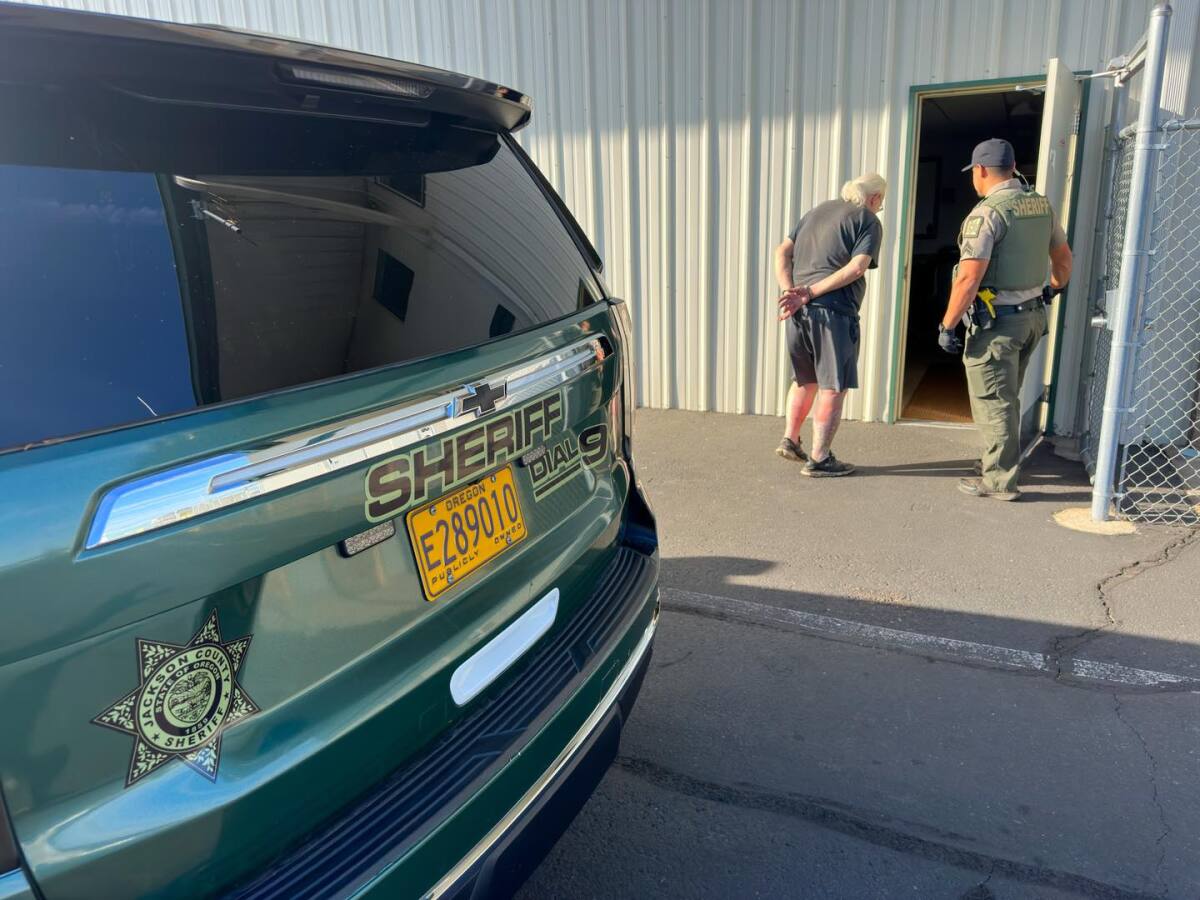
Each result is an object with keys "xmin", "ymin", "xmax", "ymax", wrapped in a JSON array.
[
  {"xmin": 425, "ymin": 606, "xmax": 658, "ymax": 900},
  {"xmin": 0, "ymin": 869, "xmax": 34, "ymax": 900},
  {"xmin": 85, "ymin": 339, "xmax": 602, "ymax": 549},
  {"xmin": 206, "ymin": 395, "xmax": 452, "ymax": 492},
  {"xmin": 450, "ymin": 589, "xmax": 559, "ymax": 706}
]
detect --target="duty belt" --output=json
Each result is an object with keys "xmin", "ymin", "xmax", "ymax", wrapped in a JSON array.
[{"xmin": 992, "ymin": 297, "xmax": 1046, "ymax": 317}]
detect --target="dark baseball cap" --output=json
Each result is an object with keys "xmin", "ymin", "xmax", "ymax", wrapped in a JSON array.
[{"xmin": 962, "ymin": 138, "xmax": 1015, "ymax": 172}]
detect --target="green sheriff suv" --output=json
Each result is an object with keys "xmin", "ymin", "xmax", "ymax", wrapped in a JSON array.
[{"xmin": 0, "ymin": 4, "xmax": 659, "ymax": 898}]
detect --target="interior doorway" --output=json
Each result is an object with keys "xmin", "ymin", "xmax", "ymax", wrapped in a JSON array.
[{"xmin": 899, "ymin": 88, "xmax": 1046, "ymax": 423}]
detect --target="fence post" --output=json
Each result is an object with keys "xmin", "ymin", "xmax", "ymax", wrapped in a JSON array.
[{"xmin": 1090, "ymin": 2, "xmax": 1173, "ymax": 521}]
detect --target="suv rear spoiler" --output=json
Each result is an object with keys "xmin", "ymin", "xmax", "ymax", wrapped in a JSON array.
[{"xmin": 0, "ymin": 1, "xmax": 533, "ymax": 132}]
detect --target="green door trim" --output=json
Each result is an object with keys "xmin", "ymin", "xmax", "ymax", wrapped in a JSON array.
[{"xmin": 885, "ymin": 73, "xmax": 1054, "ymax": 423}]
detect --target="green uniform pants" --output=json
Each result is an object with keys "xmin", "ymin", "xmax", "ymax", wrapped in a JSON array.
[{"xmin": 962, "ymin": 307, "xmax": 1047, "ymax": 493}]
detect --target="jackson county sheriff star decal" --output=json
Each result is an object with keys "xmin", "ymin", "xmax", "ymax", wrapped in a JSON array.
[{"xmin": 92, "ymin": 610, "xmax": 259, "ymax": 788}]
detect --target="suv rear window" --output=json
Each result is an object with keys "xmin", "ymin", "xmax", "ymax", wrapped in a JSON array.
[{"xmin": 0, "ymin": 98, "xmax": 600, "ymax": 452}]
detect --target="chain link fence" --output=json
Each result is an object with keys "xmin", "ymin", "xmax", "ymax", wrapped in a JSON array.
[
  {"xmin": 1077, "ymin": 120, "xmax": 1200, "ymax": 524},
  {"xmin": 1114, "ymin": 121, "xmax": 1200, "ymax": 523},
  {"xmin": 1066, "ymin": 6, "xmax": 1200, "ymax": 524}
]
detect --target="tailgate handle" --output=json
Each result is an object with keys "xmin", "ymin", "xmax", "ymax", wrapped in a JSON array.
[{"xmin": 450, "ymin": 589, "xmax": 559, "ymax": 706}]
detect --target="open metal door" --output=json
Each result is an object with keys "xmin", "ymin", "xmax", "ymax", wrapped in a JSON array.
[{"xmin": 1020, "ymin": 58, "xmax": 1081, "ymax": 447}]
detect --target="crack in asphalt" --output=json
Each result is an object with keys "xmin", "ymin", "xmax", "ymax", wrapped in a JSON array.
[
  {"xmin": 1045, "ymin": 529, "xmax": 1200, "ymax": 682},
  {"xmin": 615, "ymin": 755, "xmax": 1163, "ymax": 900},
  {"xmin": 960, "ymin": 861, "xmax": 997, "ymax": 900},
  {"xmin": 653, "ymin": 649, "xmax": 694, "ymax": 670},
  {"xmin": 1113, "ymin": 692, "xmax": 1172, "ymax": 898}
]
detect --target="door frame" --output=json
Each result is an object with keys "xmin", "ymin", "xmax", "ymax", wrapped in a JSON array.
[
  {"xmin": 1044, "ymin": 73, "xmax": 1093, "ymax": 432},
  {"xmin": 886, "ymin": 73, "xmax": 1060, "ymax": 423}
]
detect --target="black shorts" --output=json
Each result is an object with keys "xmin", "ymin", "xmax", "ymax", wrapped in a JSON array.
[{"xmin": 785, "ymin": 306, "xmax": 860, "ymax": 391}]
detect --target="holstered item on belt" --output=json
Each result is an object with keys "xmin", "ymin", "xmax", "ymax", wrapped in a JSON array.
[{"xmin": 963, "ymin": 288, "xmax": 997, "ymax": 332}]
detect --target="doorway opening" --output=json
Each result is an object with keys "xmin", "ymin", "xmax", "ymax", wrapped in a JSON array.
[{"xmin": 899, "ymin": 88, "xmax": 1046, "ymax": 423}]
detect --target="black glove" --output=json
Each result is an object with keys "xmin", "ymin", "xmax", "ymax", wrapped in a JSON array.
[
  {"xmin": 938, "ymin": 324, "xmax": 963, "ymax": 354},
  {"xmin": 1042, "ymin": 284, "xmax": 1066, "ymax": 302}
]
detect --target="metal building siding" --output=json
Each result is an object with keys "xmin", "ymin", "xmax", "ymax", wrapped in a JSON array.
[{"xmin": 20, "ymin": 0, "xmax": 1152, "ymax": 420}]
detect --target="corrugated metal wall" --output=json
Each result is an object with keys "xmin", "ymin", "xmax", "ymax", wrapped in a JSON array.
[{"xmin": 20, "ymin": 0, "xmax": 1152, "ymax": 421}]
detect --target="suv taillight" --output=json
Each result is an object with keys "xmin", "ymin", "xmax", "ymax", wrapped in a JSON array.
[
  {"xmin": 608, "ymin": 298, "xmax": 657, "ymax": 554},
  {"xmin": 608, "ymin": 298, "xmax": 637, "ymax": 460}
]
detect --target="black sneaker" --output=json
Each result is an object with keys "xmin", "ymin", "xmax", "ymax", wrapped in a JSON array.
[
  {"xmin": 776, "ymin": 437, "xmax": 808, "ymax": 463},
  {"xmin": 801, "ymin": 453, "xmax": 855, "ymax": 477}
]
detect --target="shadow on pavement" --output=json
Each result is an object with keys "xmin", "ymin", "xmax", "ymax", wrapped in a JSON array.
[
  {"xmin": 523, "ymin": 564, "xmax": 1200, "ymax": 899},
  {"xmin": 539, "ymin": 544, "xmax": 1200, "ymax": 899},
  {"xmin": 659, "ymin": 553, "xmax": 1200, "ymax": 686},
  {"xmin": 853, "ymin": 444, "xmax": 1093, "ymax": 505}
]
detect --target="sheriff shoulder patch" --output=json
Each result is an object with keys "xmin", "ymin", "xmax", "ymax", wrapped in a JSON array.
[
  {"xmin": 93, "ymin": 610, "xmax": 259, "ymax": 787},
  {"xmin": 963, "ymin": 216, "xmax": 984, "ymax": 239}
]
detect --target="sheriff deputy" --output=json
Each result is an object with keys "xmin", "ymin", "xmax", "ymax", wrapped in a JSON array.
[{"xmin": 937, "ymin": 138, "xmax": 1073, "ymax": 501}]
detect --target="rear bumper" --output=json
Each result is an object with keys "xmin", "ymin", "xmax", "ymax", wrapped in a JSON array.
[
  {"xmin": 429, "ymin": 608, "xmax": 655, "ymax": 899},
  {"xmin": 224, "ymin": 544, "xmax": 659, "ymax": 900}
]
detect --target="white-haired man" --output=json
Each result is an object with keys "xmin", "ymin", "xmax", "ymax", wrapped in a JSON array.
[{"xmin": 772, "ymin": 173, "xmax": 886, "ymax": 476}]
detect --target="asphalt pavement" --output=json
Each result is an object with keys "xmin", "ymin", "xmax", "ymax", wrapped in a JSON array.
[{"xmin": 518, "ymin": 409, "xmax": 1200, "ymax": 900}]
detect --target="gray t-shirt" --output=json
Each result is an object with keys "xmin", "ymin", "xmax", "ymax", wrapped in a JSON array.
[{"xmin": 788, "ymin": 199, "xmax": 883, "ymax": 315}]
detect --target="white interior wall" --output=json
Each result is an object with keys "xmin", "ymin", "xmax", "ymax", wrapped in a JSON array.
[{"xmin": 20, "ymin": 0, "xmax": 1159, "ymax": 422}]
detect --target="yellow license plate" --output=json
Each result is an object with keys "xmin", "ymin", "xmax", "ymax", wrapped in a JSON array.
[{"xmin": 406, "ymin": 466, "xmax": 528, "ymax": 600}]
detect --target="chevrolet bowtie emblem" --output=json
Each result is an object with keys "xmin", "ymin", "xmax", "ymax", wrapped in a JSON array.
[{"xmin": 458, "ymin": 381, "xmax": 507, "ymax": 418}]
